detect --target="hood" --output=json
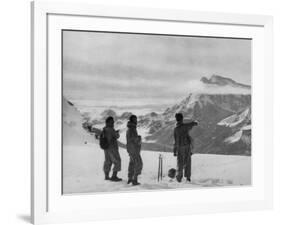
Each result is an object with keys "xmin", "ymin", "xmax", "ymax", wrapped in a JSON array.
[
  {"xmin": 105, "ymin": 123, "xmax": 114, "ymax": 128},
  {"xmin": 127, "ymin": 121, "xmax": 137, "ymax": 128},
  {"xmin": 176, "ymin": 121, "xmax": 184, "ymax": 127}
]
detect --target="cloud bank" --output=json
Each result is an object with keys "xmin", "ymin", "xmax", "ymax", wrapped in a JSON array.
[
  {"xmin": 184, "ymin": 80, "xmax": 251, "ymax": 95},
  {"xmin": 63, "ymin": 31, "xmax": 251, "ymax": 106}
]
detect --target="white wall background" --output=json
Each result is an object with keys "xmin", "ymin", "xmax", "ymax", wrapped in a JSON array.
[{"xmin": 0, "ymin": 0, "xmax": 279, "ymax": 224}]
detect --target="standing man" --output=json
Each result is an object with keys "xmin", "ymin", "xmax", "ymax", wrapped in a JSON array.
[
  {"xmin": 173, "ymin": 113, "xmax": 198, "ymax": 182},
  {"xmin": 126, "ymin": 115, "xmax": 143, "ymax": 186},
  {"xmin": 102, "ymin": 116, "xmax": 122, "ymax": 182}
]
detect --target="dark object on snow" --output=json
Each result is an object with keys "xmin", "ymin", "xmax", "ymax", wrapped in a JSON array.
[
  {"xmin": 110, "ymin": 171, "xmax": 122, "ymax": 182},
  {"xmin": 132, "ymin": 177, "xmax": 141, "ymax": 186},
  {"xmin": 67, "ymin": 100, "xmax": 74, "ymax": 106},
  {"xmin": 104, "ymin": 172, "xmax": 110, "ymax": 180},
  {"xmin": 168, "ymin": 168, "xmax": 176, "ymax": 179},
  {"xmin": 176, "ymin": 175, "xmax": 182, "ymax": 183}
]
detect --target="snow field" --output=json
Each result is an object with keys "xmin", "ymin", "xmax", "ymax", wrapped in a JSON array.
[{"xmin": 63, "ymin": 142, "xmax": 251, "ymax": 194}]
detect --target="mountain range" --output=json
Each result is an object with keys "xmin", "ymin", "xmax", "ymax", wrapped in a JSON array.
[{"xmin": 70, "ymin": 74, "xmax": 252, "ymax": 156}]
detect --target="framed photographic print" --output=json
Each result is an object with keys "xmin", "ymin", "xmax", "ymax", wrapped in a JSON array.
[{"xmin": 31, "ymin": 1, "xmax": 273, "ymax": 224}]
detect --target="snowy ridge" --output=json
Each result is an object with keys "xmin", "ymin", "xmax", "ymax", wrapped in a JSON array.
[
  {"xmin": 218, "ymin": 108, "xmax": 250, "ymax": 127},
  {"xmin": 63, "ymin": 97, "xmax": 92, "ymax": 145},
  {"xmin": 177, "ymin": 94, "xmax": 214, "ymax": 110},
  {"xmin": 242, "ymin": 125, "xmax": 251, "ymax": 130},
  {"xmin": 224, "ymin": 130, "xmax": 243, "ymax": 144},
  {"xmin": 218, "ymin": 108, "xmax": 251, "ymax": 145}
]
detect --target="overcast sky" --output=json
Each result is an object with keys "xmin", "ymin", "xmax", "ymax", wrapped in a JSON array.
[{"xmin": 63, "ymin": 30, "xmax": 251, "ymax": 106}]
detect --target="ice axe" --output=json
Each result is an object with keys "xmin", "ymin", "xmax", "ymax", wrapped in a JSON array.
[{"xmin": 157, "ymin": 154, "xmax": 163, "ymax": 182}]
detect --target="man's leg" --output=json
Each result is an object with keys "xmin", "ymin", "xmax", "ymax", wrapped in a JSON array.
[
  {"xmin": 103, "ymin": 150, "xmax": 112, "ymax": 180},
  {"xmin": 132, "ymin": 154, "xmax": 143, "ymax": 186},
  {"xmin": 184, "ymin": 148, "xmax": 192, "ymax": 181},
  {"xmin": 127, "ymin": 155, "xmax": 134, "ymax": 184},
  {"xmin": 110, "ymin": 150, "xmax": 122, "ymax": 182},
  {"xmin": 176, "ymin": 148, "xmax": 184, "ymax": 182}
]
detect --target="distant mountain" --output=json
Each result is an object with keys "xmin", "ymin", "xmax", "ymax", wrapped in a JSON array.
[
  {"xmin": 138, "ymin": 75, "xmax": 252, "ymax": 156},
  {"xmin": 163, "ymin": 93, "xmax": 251, "ymax": 121},
  {"xmin": 100, "ymin": 109, "xmax": 117, "ymax": 120},
  {"xmin": 119, "ymin": 112, "xmax": 133, "ymax": 120},
  {"xmin": 200, "ymin": 75, "xmax": 251, "ymax": 89}
]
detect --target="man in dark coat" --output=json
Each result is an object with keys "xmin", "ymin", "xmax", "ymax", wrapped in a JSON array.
[
  {"xmin": 173, "ymin": 113, "xmax": 198, "ymax": 182},
  {"xmin": 126, "ymin": 115, "xmax": 143, "ymax": 186},
  {"xmin": 103, "ymin": 116, "xmax": 122, "ymax": 182}
]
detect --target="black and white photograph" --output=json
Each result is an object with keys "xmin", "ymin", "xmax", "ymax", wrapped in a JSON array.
[{"xmin": 62, "ymin": 30, "xmax": 252, "ymax": 194}]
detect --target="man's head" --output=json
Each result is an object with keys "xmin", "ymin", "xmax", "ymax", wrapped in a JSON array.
[
  {"xmin": 105, "ymin": 116, "xmax": 114, "ymax": 127},
  {"xmin": 175, "ymin": 113, "xmax": 183, "ymax": 122},
  {"xmin": 129, "ymin": 114, "xmax": 138, "ymax": 125}
]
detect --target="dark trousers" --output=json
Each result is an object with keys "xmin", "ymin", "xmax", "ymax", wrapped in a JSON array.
[
  {"xmin": 176, "ymin": 146, "xmax": 191, "ymax": 180},
  {"xmin": 103, "ymin": 149, "xmax": 121, "ymax": 173},
  {"xmin": 128, "ymin": 153, "xmax": 143, "ymax": 179}
]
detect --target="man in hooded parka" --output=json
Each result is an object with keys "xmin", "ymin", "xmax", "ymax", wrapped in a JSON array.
[
  {"xmin": 103, "ymin": 116, "xmax": 122, "ymax": 182},
  {"xmin": 126, "ymin": 115, "xmax": 143, "ymax": 186},
  {"xmin": 173, "ymin": 113, "xmax": 198, "ymax": 182}
]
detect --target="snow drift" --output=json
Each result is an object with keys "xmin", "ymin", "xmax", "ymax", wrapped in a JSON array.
[{"xmin": 63, "ymin": 97, "xmax": 92, "ymax": 145}]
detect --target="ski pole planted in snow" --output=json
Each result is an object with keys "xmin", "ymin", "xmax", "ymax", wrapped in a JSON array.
[
  {"xmin": 158, "ymin": 154, "xmax": 163, "ymax": 182},
  {"xmin": 158, "ymin": 154, "xmax": 160, "ymax": 182},
  {"xmin": 160, "ymin": 155, "xmax": 163, "ymax": 180}
]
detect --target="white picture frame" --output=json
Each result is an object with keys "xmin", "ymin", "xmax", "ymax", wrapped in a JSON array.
[{"xmin": 31, "ymin": 1, "xmax": 274, "ymax": 224}]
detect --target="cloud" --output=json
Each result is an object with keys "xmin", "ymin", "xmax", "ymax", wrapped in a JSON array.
[
  {"xmin": 185, "ymin": 80, "xmax": 251, "ymax": 95},
  {"xmin": 63, "ymin": 31, "xmax": 251, "ymax": 106}
]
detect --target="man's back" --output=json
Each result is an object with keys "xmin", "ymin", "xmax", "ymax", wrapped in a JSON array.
[
  {"xmin": 104, "ymin": 126, "xmax": 119, "ymax": 150},
  {"xmin": 174, "ymin": 122, "xmax": 197, "ymax": 147},
  {"xmin": 126, "ymin": 121, "xmax": 141, "ymax": 154}
]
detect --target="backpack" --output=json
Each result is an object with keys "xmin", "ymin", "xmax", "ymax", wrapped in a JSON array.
[
  {"xmin": 168, "ymin": 168, "xmax": 176, "ymax": 179},
  {"xmin": 99, "ymin": 129, "xmax": 109, "ymax": 150}
]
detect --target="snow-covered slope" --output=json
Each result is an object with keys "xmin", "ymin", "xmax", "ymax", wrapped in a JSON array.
[
  {"xmin": 218, "ymin": 108, "xmax": 250, "ymax": 127},
  {"xmin": 218, "ymin": 108, "xmax": 251, "ymax": 149},
  {"xmin": 63, "ymin": 97, "xmax": 92, "ymax": 145},
  {"xmin": 63, "ymin": 142, "xmax": 251, "ymax": 194}
]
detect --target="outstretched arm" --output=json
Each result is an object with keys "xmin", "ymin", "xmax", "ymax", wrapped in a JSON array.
[
  {"xmin": 114, "ymin": 130, "xmax": 120, "ymax": 139},
  {"xmin": 186, "ymin": 121, "xmax": 198, "ymax": 130}
]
